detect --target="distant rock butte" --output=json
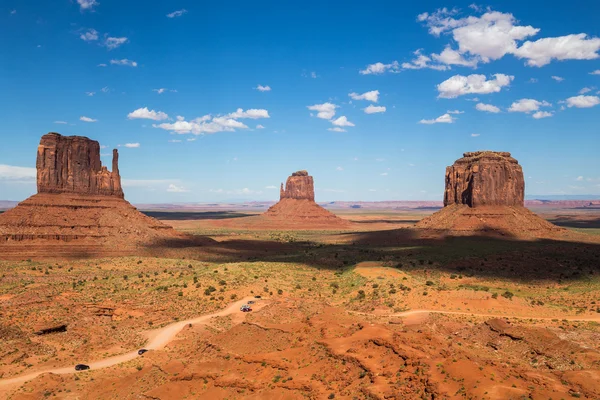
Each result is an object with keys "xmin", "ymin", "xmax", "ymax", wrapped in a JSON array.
[
  {"xmin": 37, "ymin": 133, "xmax": 124, "ymax": 197},
  {"xmin": 444, "ymin": 151, "xmax": 524, "ymax": 208},
  {"xmin": 280, "ymin": 170, "xmax": 315, "ymax": 201}
]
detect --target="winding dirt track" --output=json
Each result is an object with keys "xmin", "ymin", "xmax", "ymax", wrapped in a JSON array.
[
  {"xmin": 2, "ymin": 301, "xmax": 600, "ymax": 391},
  {"xmin": 0, "ymin": 296, "xmax": 258, "ymax": 389}
]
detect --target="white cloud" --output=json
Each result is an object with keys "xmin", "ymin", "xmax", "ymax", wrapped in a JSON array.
[
  {"xmin": 110, "ymin": 59, "xmax": 137, "ymax": 67},
  {"xmin": 153, "ymin": 108, "xmax": 269, "ymax": 135},
  {"xmin": 418, "ymin": 9, "xmax": 600, "ymax": 67},
  {"xmin": 566, "ymin": 95, "xmax": 600, "ymax": 108},
  {"xmin": 403, "ymin": 49, "xmax": 450, "ymax": 70},
  {"xmin": 54, "ymin": 121, "xmax": 68, "ymax": 124},
  {"xmin": 447, "ymin": 110, "xmax": 464, "ymax": 114},
  {"xmin": 80, "ymin": 116, "xmax": 97, "ymax": 122},
  {"xmin": 431, "ymin": 46, "xmax": 478, "ymax": 68},
  {"xmin": 307, "ymin": 102, "xmax": 338, "ymax": 120},
  {"xmin": 476, "ymin": 103, "xmax": 501, "ymax": 113},
  {"xmin": 359, "ymin": 61, "xmax": 400, "ymax": 75},
  {"xmin": 551, "ymin": 76, "xmax": 564, "ymax": 82},
  {"xmin": 152, "ymin": 88, "xmax": 176, "ymax": 94},
  {"xmin": 255, "ymin": 85, "xmax": 271, "ymax": 92},
  {"xmin": 349, "ymin": 90, "xmax": 380, "ymax": 102},
  {"xmin": 419, "ymin": 113, "xmax": 456, "ymax": 124},
  {"xmin": 265, "ymin": 185, "xmax": 277, "ymax": 189},
  {"xmin": 336, "ymin": 166, "xmax": 344, "ymax": 171},
  {"xmin": 380, "ymin": 172, "xmax": 388, "ymax": 176},
  {"xmin": 85, "ymin": 91, "xmax": 95, "ymax": 97},
  {"xmin": 166, "ymin": 9, "xmax": 187, "ymax": 18},
  {"xmin": 437, "ymin": 73, "xmax": 513, "ymax": 98},
  {"xmin": 508, "ymin": 98, "xmax": 551, "ymax": 113},
  {"xmin": 97, "ymin": 63, "xmax": 107, "ymax": 67},
  {"xmin": 579, "ymin": 87, "xmax": 594, "ymax": 95},
  {"xmin": 328, "ymin": 127, "xmax": 346, "ymax": 132},
  {"xmin": 168, "ymin": 139, "xmax": 181, "ymax": 143},
  {"xmin": 364, "ymin": 105, "xmax": 386, "ymax": 114},
  {"xmin": 331, "ymin": 116, "xmax": 355, "ymax": 127},
  {"xmin": 0, "ymin": 165, "xmax": 36, "ymax": 180},
  {"xmin": 256, "ymin": 124, "xmax": 265, "ymax": 129},
  {"xmin": 80, "ymin": 29, "xmax": 99, "ymax": 41},
  {"xmin": 128, "ymin": 107, "xmax": 169, "ymax": 121},
  {"xmin": 513, "ymin": 34, "xmax": 600, "ymax": 67},
  {"xmin": 471, "ymin": 133, "xmax": 480, "ymax": 137},
  {"xmin": 101, "ymin": 86, "xmax": 110, "ymax": 93},
  {"xmin": 77, "ymin": 0, "xmax": 98, "ymax": 11},
  {"xmin": 532, "ymin": 111, "xmax": 553, "ymax": 119},
  {"xmin": 576, "ymin": 176, "xmax": 584, "ymax": 181},
  {"xmin": 122, "ymin": 143, "xmax": 140, "ymax": 148},
  {"xmin": 104, "ymin": 37, "xmax": 128, "ymax": 50},
  {"xmin": 167, "ymin": 184, "xmax": 188, "ymax": 193},
  {"xmin": 590, "ymin": 70, "xmax": 600, "ymax": 75}
]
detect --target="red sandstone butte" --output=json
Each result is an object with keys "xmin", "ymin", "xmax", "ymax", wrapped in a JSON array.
[
  {"xmin": 280, "ymin": 170, "xmax": 315, "ymax": 201},
  {"xmin": 443, "ymin": 151, "xmax": 524, "ymax": 208},
  {"xmin": 36, "ymin": 133, "xmax": 124, "ymax": 197}
]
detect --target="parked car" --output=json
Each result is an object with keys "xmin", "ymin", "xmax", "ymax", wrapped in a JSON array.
[
  {"xmin": 75, "ymin": 364, "xmax": 90, "ymax": 371},
  {"xmin": 240, "ymin": 305, "xmax": 252, "ymax": 312},
  {"xmin": 138, "ymin": 349, "xmax": 148, "ymax": 355},
  {"xmin": 254, "ymin": 295, "xmax": 262, "ymax": 299}
]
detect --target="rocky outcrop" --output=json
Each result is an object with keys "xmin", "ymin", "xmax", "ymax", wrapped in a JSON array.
[
  {"xmin": 280, "ymin": 170, "xmax": 315, "ymax": 201},
  {"xmin": 37, "ymin": 133, "xmax": 123, "ymax": 198},
  {"xmin": 444, "ymin": 151, "xmax": 524, "ymax": 208}
]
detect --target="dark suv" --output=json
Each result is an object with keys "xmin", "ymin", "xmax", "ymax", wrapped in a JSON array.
[{"xmin": 75, "ymin": 364, "xmax": 90, "ymax": 371}]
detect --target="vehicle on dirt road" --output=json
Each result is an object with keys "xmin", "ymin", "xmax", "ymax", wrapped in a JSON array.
[
  {"xmin": 75, "ymin": 364, "xmax": 90, "ymax": 371},
  {"xmin": 138, "ymin": 349, "xmax": 148, "ymax": 355},
  {"xmin": 240, "ymin": 305, "xmax": 252, "ymax": 312}
]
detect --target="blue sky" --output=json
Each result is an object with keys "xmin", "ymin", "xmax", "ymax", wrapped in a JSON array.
[{"xmin": 1, "ymin": 0, "xmax": 599, "ymax": 203}]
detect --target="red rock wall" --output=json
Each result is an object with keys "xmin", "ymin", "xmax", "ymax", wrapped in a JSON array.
[
  {"xmin": 443, "ymin": 151, "xmax": 524, "ymax": 207},
  {"xmin": 36, "ymin": 133, "xmax": 123, "ymax": 198},
  {"xmin": 280, "ymin": 170, "xmax": 315, "ymax": 201}
]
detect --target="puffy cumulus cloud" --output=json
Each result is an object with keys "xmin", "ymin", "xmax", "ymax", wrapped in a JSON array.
[
  {"xmin": 359, "ymin": 61, "xmax": 400, "ymax": 75},
  {"xmin": 167, "ymin": 184, "xmax": 189, "ymax": 193},
  {"xmin": 166, "ymin": 9, "xmax": 187, "ymax": 18},
  {"xmin": 431, "ymin": 46, "xmax": 478, "ymax": 68},
  {"xmin": 328, "ymin": 127, "xmax": 346, "ymax": 132},
  {"xmin": 402, "ymin": 49, "xmax": 449, "ymax": 71},
  {"xmin": 532, "ymin": 111, "xmax": 553, "ymax": 119},
  {"xmin": 127, "ymin": 107, "xmax": 169, "ymax": 121},
  {"xmin": 590, "ymin": 70, "xmax": 600, "ymax": 75},
  {"xmin": 256, "ymin": 124, "xmax": 265, "ymax": 129},
  {"xmin": 153, "ymin": 108, "xmax": 270, "ymax": 135},
  {"xmin": 508, "ymin": 98, "xmax": 551, "ymax": 113},
  {"xmin": 307, "ymin": 102, "xmax": 338, "ymax": 120},
  {"xmin": 77, "ymin": 0, "xmax": 98, "ymax": 11},
  {"xmin": 80, "ymin": 29, "xmax": 99, "ymax": 41},
  {"xmin": 364, "ymin": 105, "xmax": 386, "ymax": 114},
  {"xmin": 104, "ymin": 37, "xmax": 128, "ymax": 50},
  {"xmin": 419, "ymin": 113, "xmax": 456, "ymax": 124},
  {"xmin": 579, "ymin": 87, "xmax": 595, "ymax": 95},
  {"xmin": 551, "ymin": 76, "xmax": 564, "ymax": 82},
  {"xmin": 475, "ymin": 102, "xmax": 501, "ymax": 113},
  {"xmin": 349, "ymin": 90, "xmax": 380, "ymax": 102},
  {"xmin": 80, "ymin": 116, "xmax": 97, "ymax": 122},
  {"xmin": 255, "ymin": 85, "xmax": 271, "ymax": 92},
  {"xmin": 437, "ymin": 73, "xmax": 513, "ymax": 98},
  {"xmin": 110, "ymin": 59, "xmax": 137, "ymax": 67},
  {"xmin": 513, "ymin": 34, "xmax": 600, "ymax": 67},
  {"xmin": 418, "ymin": 9, "xmax": 600, "ymax": 67},
  {"xmin": 331, "ymin": 116, "xmax": 355, "ymax": 127},
  {"xmin": 0, "ymin": 165, "xmax": 36, "ymax": 180},
  {"xmin": 566, "ymin": 95, "xmax": 600, "ymax": 108}
]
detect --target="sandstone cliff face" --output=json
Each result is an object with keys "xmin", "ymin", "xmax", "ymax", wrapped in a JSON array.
[
  {"xmin": 280, "ymin": 170, "xmax": 315, "ymax": 201},
  {"xmin": 443, "ymin": 151, "xmax": 524, "ymax": 208},
  {"xmin": 36, "ymin": 133, "xmax": 123, "ymax": 198}
]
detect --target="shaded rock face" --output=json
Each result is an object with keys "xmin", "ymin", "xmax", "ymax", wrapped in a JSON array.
[
  {"xmin": 443, "ymin": 151, "xmax": 524, "ymax": 208},
  {"xmin": 280, "ymin": 170, "xmax": 315, "ymax": 201},
  {"xmin": 37, "ymin": 133, "xmax": 123, "ymax": 198}
]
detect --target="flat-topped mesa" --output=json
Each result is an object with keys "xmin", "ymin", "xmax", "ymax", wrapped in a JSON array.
[
  {"xmin": 280, "ymin": 170, "xmax": 315, "ymax": 201},
  {"xmin": 444, "ymin": 151, "xmax": 524, "ymax": 208},
  {"xmin": 36, "ymin": 133, "xmax": 124, "ymax": 198}
]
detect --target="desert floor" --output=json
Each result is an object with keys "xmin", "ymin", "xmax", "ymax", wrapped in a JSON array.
[{"xmin": 1, "ymin": 207, "xmax": 600, "ymax": 399}]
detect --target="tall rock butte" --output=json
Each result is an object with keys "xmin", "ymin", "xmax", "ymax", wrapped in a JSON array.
[
  {"xmin": 443, "ymin": 151, "xmax": 524, "ymax": 208},
  {"xmin": 37, "ymin": 133, "xmax": 124, "ymax": 197},
  {"xmin": 279, "ymin": 170, "xmax": 315, "ymax": 201},
  {"xmin": 0, "ymin": 132, "xmax": 199, "ymax": 259},
  {"xmin": 417, "ymin": 151, "xmax": 561, "ymax": 237}
]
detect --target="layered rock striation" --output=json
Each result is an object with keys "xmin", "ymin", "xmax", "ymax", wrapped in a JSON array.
[
  {"xmin": 417, "ymin": 151, "xmax": 562, "ymax": 237},
  {"xmin": 37, "ymin": 133, "xmax": 123, "ymax": 197},
  {"xmin": 280, "ymin": 170, "xmax": 315, "ymax": 201},
  {"xmin": 443, "ymin": 151, "xmax": 524, "ymax": 208}
]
